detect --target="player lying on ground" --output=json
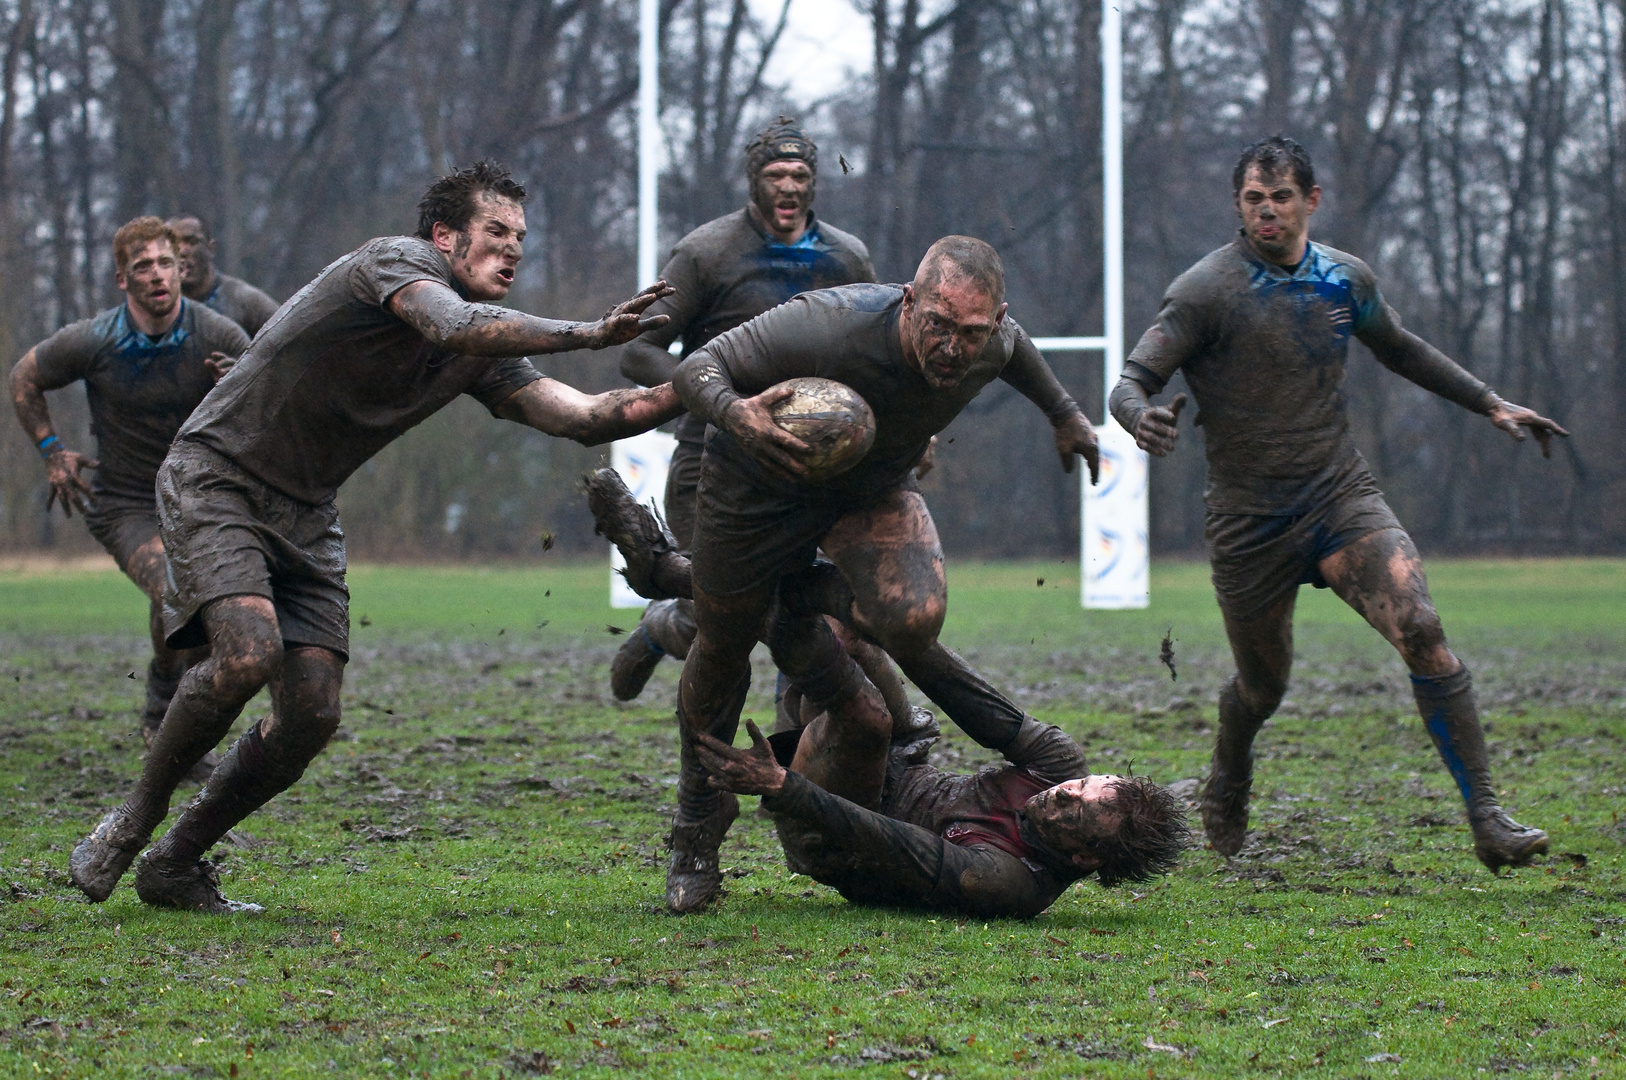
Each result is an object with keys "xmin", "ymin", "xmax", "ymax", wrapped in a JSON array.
[
  {"xmin": 611, "ymin": 117, "xmax": 878, "ymax": 705},
  {"xmin": 168, "ymin": 214, "xmax": 280, "ymax": 338},
  {"xmin": 590, "ymin": 236, "xmax": 1100, "ymax": 913},
  {"xmin": 696, "ymin": 696, "xmax": 1186, "ymax": 918},
  {"xmin": 70, "ymin": 161, "xmax": 685, "ymax": 914},
  {"xmin": 10, "ymin": 217, "xmax": 250, "ymax": 780},
  {"xmin": 1110, "ymin": 136, "xmax": 1568, "ymax": 872}
]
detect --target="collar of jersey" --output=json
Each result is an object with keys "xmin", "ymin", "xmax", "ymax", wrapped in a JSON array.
[
  {"xmin": 112, "ymin": 299, "xmax": 190, "ymax": 359},
  {"xmin": 1242, "ymin": 239, "xmax": 1344, "ymax": 291},
  {"xmin": 747, "ymin": 206, "xmax": 823, "ymax": 250}
]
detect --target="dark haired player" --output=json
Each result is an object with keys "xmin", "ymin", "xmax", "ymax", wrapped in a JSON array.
[
  {"xmin": 10, "ymin": 217, "xmax": 250, "ymax": 775},
  {"xmin": 167, "ymin": 216, "xmax": 280, "ymax": 338},
  {"xmin": 1110, "ymin": 136, "xmax": 1568, "ymax": 872},
  {"xmin": 647, "ymin": 235, "xmax": 1099, "ymax": 913},
  {"xmin": 70, "ymin": 161, "xmax": 684, "ymax": 912},
  {"xmin": 611, "ymin": 117, "xmax": 879, "ymax": 704}
]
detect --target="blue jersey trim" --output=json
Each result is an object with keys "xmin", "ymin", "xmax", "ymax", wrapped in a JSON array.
[
  {"xmin": 108, "ymin": 299, "xmax": 191, "ymax": 361},
  {"xmin": 1244, "ymin": 243, "xmax": 1376, "ymax": 341}
]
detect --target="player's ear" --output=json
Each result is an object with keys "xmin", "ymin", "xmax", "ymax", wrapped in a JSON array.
[
  {"xmin": 1070, "ymin": 851, "xmax": 1103, "ymax": 872},
  {"xmin": 430, "ymin": 220, "xmax": 459, "ymax": 256},
  {"xmin": 1305, "ymin": 185, "xmax": 1322, "ymax": 214},
  {"xmin": 993, "ymin": 301, "xmax": 1008, "ymax": 325}
]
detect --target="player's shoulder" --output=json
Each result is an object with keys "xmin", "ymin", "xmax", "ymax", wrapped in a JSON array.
[
  {"xmin": 799, "ymin": 282, "xmax": 904, "ymax": 315},
  {"xmin": 1306, "ymin": 241, "xmax": 1377, "ymax": 286},
  {"xmin": 217, "ymin": 273, "xmax": 277, "ymax": 306},
  {"xmin": 674, "ymin": 210, "xmax": 755, "ymax": 254},
  {"xmin": 809, "ymin": 218, "xmax": 872, "ymax": 262},
  {"xmin": 40, "ymin": 305, "xmax": 120, "ymax": 353},
  {"xmin": 355, "ymin": 234, "xmax": 443, "ymax": 267},
  {"xmin": 186, "ymin": 298, "xmax": 253, "ymax": 348},
  {"xmin": 1168, "ymin": 242, "xmax": 1251, "ymax": 297}
]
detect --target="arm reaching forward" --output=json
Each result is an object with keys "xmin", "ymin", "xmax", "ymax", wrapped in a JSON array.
[
  {"xmin": 9, "ymin": 348, "xmax": 98, "ymax": 517},
  {"xmin": 491, "ymin": 378, "xmax": 684, "ymax": 446},
  {"xmin": 998, "ymin": 325, "xmax": 1099, "ymax": 482},
  {"xmin": 389, "ymin": 279, "xmax": 675, "ymax": 357}
]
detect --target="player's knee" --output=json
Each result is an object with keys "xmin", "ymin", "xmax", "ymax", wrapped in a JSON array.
[
  {"xmin": 867, "ymin": 599, "xmax": 945, "ymax": 660},
  {"xmin": 1398, "ymin": 607, "xmax": 1447, "ymax": 662},
  {"xmin": 213, "ymin": 638, "xmax": 283, "ymax": 700}
]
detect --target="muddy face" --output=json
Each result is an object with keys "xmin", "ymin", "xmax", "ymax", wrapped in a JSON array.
[
  {"xmin": 435, "ymin": 193, "xmax": 525, "ymax": 302},
  {"xmin": 1025, "ymin": 775, "xmax": 1124, "ymax": 864},
  {"xmin": 167, "ymin": 216, "xmax": 214, "ymax": 294},
  {"xmin": 117, "ymin": 239, "xmax": 182, "ymax": 323},
  {"xmin": 1235, "ymin": 164, "xmax": 1321, "ymax": 266},
  {"xmin": 750, "ymin": 160, "xmax": 814, "ymax": 242},
  {"xmin": 899, "ymin": 276, "xmax": 1006, "ymax": 389}
]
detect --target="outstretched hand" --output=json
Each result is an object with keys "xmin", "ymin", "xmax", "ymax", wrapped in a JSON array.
[
  {"xmin": 592, "ymin": 280, "xmax": 676, "ymax": 348},
  {"xmin": 204, "ymin": 351, "xmax": 235, "ymax": 383},
  {"xmin": 44, "ymin": 448, "xmax": 97, "ymax": 518},
  {"xmin": 694, "ymin": 719, "xmax": 787, "ymax": 797},
  {"xmin": 722, "ymin": 383, "xmax": 812, "ymax": 479},
  {"xmin": 1132, "ymin": 392, "xmax": 1186, "ymax": 457},
  {"xmin": 1055, "ymin": 410, "xmax": 1101, "ymax": 484},
  {"xmin": 1487, "ymin": 399, "xmax": 1568, "ymax": 458}
]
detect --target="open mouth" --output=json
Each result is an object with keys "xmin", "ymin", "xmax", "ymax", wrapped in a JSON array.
[{"xmin": 496, "ymin": 267, "xmax": 515, "ymax": 285}]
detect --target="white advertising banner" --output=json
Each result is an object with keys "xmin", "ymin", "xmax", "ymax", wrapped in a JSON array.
[
  {"xmin": 1082, "ymin": 418, "xmax": 1149, "ymax": 609},
  {"xmin": 608, "ymin": 430, "xmax": 678, "ymax": 608}
]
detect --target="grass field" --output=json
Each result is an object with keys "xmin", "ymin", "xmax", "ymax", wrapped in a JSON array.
[{"xmin": 2, "ymin": 557, "xmax": 1624, "ymax": 1079}]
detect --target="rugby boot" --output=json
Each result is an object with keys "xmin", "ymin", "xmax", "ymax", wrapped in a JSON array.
[
  {"xmin": 610, "ymin": 599, "xmax": 697, "ymax": 701},
  {"xmin": 1413, "ymin": 667, "xmax": 1548, "ymax": 873},
  {"xmin": 584, "ymin": 468, "xmax": 690, "ymax": 600},
  {"xmin": 1199, "ymin": 677, "xmax": 1269, "ymax": 857},
  {"xmin": 133, "ymin": 850, "xmax": 262, "ymax": 913},
  {"xmin": 666, "ymin": 790, "xmax": 740, "ymax": 914},
  {"xmin": 70, "ymin": 805, "xmax": 158, "ymax": 902}
]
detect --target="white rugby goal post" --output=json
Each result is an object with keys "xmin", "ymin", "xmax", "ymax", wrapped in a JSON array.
[{"xmin": 612, "ymin": 0, "xmax": 1147, "ymax": 610}]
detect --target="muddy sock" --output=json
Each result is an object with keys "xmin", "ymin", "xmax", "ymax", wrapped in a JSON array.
[
  {"xmin": 127, "ymin": 667, "xmax": 248, "ymax": 828},
  {"xmin": 894, "ymin": 642, "xmax": 1024, "ymax": 751},
  {"xmin": 1214, "ymin": 676, "xmax": 1269, "ymax": 773},
  {"xmin": 152, "ymin": 718, "xmax": 322, "ymax": 864},
  {"xmin": 1412, "ymin": 666, "xmax": 1496, "ymax": 819},
  {"xmin": 141, "ymin": 659, "xmax": 182, "ymax": 733},
  {"xmin": 675, "ymin": 671, "xmax": 751, "ymax": 822}
]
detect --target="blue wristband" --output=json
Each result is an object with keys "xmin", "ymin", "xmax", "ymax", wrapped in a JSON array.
[{"xmin": 37, "ymin": 435, "xmax": 61, "ymax": 458}]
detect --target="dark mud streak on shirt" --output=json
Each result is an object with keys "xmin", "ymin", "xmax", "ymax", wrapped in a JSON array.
[
  {"xmin": 1123, "ymin": 235, "xmax": 1491, "ymax": 516},
  {"xmin": 619, "ymin": 208, "xmax": 876, "ymax": 444},
  {"xmin": 32, "ymin": 300, "xmax": 251, "ymax": 503},
  {"xmin": 177, "ymin": 236, "xmax": 542, "ymax": 505}
]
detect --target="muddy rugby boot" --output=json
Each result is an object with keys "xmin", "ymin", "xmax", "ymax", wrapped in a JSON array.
[
  {"xmin": 1199, "ymin": 677, "xmax": 1269, "ymax": 857},
  {"xmin": 1413, "ymin": 668, "xmax": 1548, "ymax": 873},
  {"xmin": 133, "ymin": 850, "xmax": 262, "ymax": 914},
  {"xmin": 584, "ymin": 468, "xmax": 689, "ymax": 600},
  {"xmin": 611, "ymin": 599, "xmax": 697, "ymax": 701},
  {"xmin": 666, "ymin": 793, "xmax": 739, "ymax": 914},
  {"xmin": 70, "ymin": 806, "xmax": 158, "ymax": 902}
]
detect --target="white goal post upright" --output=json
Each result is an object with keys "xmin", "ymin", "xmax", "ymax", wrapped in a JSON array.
[{"xmin": 614, "ymin": 0, "xmax": 1147, "ymax": 609}]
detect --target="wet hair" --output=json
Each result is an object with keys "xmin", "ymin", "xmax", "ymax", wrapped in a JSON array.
[
  {"xmin": 916, "ymin": 236, "xmax": 1005, "ymax": 305},
  {"xmin": 1078, "ymin": 776, "xmax": 1190, "ymax": 888},
  {"xmin": 415, "ymin": 160, "xmax": 527, "ymax": 241},
  {"xmin": 167, "ymin": 214, "xmax": 212, "ymax": 240},
  {"xmin": 1232, "ymin": 135, "xmax": 1316, "ymax": 195},
  {"xmin": 745, "ymin": 116, "xmax": 817, "ymax": 178},
  {"xmin": 112, "ymin": 216, "xmax": 179, "ymax": 274}
]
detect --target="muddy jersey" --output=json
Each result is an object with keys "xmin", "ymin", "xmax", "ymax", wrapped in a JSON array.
[
  {"xmin": 31, "ymin": 300, "xmax": 251, "ymax": 504},
  {"xmin": 177, "ymin": 236, "xmax": 542, "ymax": 505},
  {"xmin": 767, "ymin": 718, "xmax": 1092, "ymax": 918},
  {"xmin": 621, "ymin": 209, "xmax": 875, "ymax": 444},
  {"xmin": 679, "ymin": 283, "xmax": 1077, "ymax": 502},
  {"xmin": 201, "ymin": 272, "xmax": 280, "ymax": 339},
  {"xmin": 1122, "ymin": 235, "xmax": 1492, "ymax": 515}
]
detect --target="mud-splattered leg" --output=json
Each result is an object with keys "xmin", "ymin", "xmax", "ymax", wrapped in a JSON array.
[
  {"xmin": 70, "ymin": 595, "xmax": 281, "ymax": 902},
  {"xmin": 1203, "ymin": 590, "xmax": 1297, "ymax": 857},
  {"xmin": 1320, "ymin": 528, "xmax": 1547, "ymax": 871},
  {"xmin": 667, "ymin": 582, "xmax": 773, "ymax": 912},
  {"xmin": 136, "ymin": 645, "xmax": 345, "ymax": 912},
  {"xmin": 122, "ymin": 537, "xmax": 212, "ymax": 777}
]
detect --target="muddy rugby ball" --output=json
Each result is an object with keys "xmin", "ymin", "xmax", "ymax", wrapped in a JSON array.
[{"xmin": 767, "ymin": 377, "xmax": 876, "ymax": 482}]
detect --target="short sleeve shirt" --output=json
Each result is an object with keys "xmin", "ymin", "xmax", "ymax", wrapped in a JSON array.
[
  {"xmin": 1124, "ymin": 236, "xmax": 1394, "ymax": 514},
  {"xmin": 32, "ymin": 300, "xmax": 251, "ymax": 503},
  {"xmin": 202, "ymin": 273, "xmax": 280, "ymax": 338},
  {"xmin": 178, "ymin": 236, "xmax": 543, "ymax": 505}
]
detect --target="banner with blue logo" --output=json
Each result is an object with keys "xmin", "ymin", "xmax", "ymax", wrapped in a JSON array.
[{"xmin": 1082, "ymin": 419, "xmax": 1149, "ymax": 609}]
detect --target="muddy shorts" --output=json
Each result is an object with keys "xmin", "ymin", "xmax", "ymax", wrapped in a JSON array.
[
  {"xmin": 84, "ymin": 497, "xmax": 161, "ymax": 573},
  {"xmin": 689, "ymin": 452, "xmax": 913, "ymax": 598},
  {"xmin": 1206, "ymin": 475, "xmax": 1403, "ymax": 622},
  {"xmin": 157, "ymin": 439, "xmax": 349, "ymax": 657}
]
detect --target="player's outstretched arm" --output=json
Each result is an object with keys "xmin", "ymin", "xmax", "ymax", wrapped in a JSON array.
[
  {"xmin": 999, "ymin": 329, "xmax": 1101, "ymax": 482},
  {"xmin": 389, "ymin": 279, "xmax": 675, "ymax": 357},
  {"xmin": 492, "ymin": 378, "xmax": 684, "ymax": 446},
  {"xmin": 1483, "ymin": 395, "xmax": 1569, "ymax": 458},
  {"xmin": 9, "ymin": 348, "xmax": 98, "ymax": 518}
]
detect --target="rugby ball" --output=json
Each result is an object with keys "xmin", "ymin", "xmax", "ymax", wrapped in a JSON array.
[{"xmin": 767, "ymin": 377, "xmax": 876, "ymax": 482}]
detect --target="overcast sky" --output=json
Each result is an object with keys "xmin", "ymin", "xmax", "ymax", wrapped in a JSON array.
[{"xmin": 747, "ymin": 0, "xmax": 873, "ymax": 103}]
